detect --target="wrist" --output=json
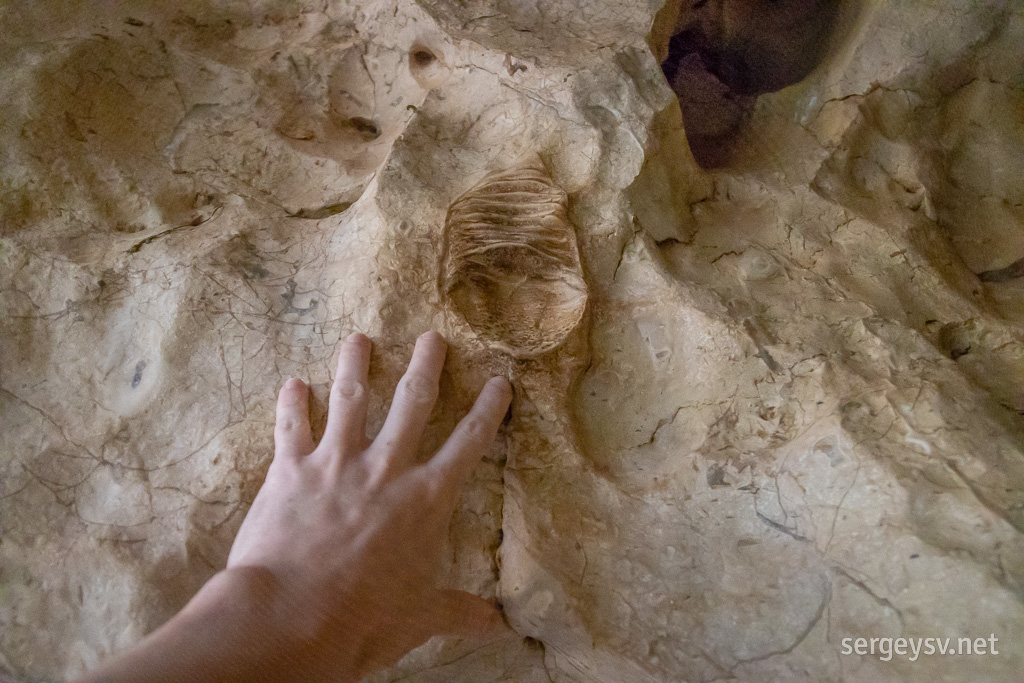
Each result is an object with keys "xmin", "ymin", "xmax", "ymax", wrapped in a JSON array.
[
  {"xmin": 183, "ymin": 565, "xmax": 366, "ymax": 682},
  {"xmin": 180, "ymin": 565, "xmax": 281, "ymax": 624},
  {"xmin": 78, "ymin": 566, "xmax": 363, "ymax": 683}
]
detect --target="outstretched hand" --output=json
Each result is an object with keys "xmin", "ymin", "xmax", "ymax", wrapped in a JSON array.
[
  {"xmin": 78, "ymin": 331, "xmax": 512, "ymax": 683},
  {"xmin": 228, "ymin": 331, "xmax": 512, "ymax": 676}
]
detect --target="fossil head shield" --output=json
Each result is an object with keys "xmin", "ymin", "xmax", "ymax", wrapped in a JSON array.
[{"xmin": 439, "ymin": 158, "xmax": 588, "ymax": 358}]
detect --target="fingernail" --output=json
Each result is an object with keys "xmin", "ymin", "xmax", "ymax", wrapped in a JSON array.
[{"xmin": 284, "ymin": 377, "xmax": 305, "ymax": 389}]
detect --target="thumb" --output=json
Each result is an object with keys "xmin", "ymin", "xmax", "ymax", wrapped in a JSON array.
[{"xmin": 431, "ymin": 589, "xmax": 507, "ymax": 637}]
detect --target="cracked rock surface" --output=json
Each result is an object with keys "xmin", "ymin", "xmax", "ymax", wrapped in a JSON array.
[{"xmin": 2, "ymin": 0, "xmax": 1023, "ymax": 681}]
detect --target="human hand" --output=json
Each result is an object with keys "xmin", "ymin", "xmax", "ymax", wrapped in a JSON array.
[
  {"xmin": 224, "ymin": 331, "xmax": 512, "ymax": 680},
  {"xmin": 76, "ymin": 331, "xmax": 511, "ymax": 683}
]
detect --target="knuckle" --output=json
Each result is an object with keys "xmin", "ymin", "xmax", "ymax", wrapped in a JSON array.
[
  {"xmin": 412, "ymin": 472, "xmax": 445, "ymax": 503},
  {"xmin": 276, "ymin": 416, "xmax": 303, "ymax": 433},
  {"xmin": 459, "ymin": 415, "xmax": 490, "ymax": 442},
  {"xmin": 400, "ymin": 373, "xmax": 438, "ymax": 404},
  {"xmin": 331, "ymin": 378, "xmax": 366, "ymax": 402}
]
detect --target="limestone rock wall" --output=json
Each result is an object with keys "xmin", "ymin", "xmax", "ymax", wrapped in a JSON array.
[{"xmin": 1, "ymin": 1, "xmax": 1023, "ymax": 681}]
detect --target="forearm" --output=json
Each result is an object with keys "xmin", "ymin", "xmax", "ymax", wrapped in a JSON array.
[{"xmin": 76, "ymin": 567, "xmax": 362, "ymax": 683}]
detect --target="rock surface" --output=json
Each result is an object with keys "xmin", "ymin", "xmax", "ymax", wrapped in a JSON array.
[{"xmin": 1, "ymin": 0, "xmax": 1023, "ymax": 681}]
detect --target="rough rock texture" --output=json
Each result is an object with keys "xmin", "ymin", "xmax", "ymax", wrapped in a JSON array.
[{"xmin": 2, "ymin": 0, "xmax": 1023, "ymax": 681}]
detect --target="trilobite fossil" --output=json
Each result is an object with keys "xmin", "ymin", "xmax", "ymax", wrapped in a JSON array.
[{"xmin": 440, "ymin": 160, "xmax": 588, "ymax": 357}]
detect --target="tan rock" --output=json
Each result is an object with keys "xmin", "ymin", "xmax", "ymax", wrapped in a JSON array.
[{"xmin": 2, "ymin": 1, "xmax": 1022, "ymax": 681}]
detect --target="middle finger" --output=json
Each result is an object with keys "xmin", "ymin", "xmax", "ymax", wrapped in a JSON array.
[{"xmin": 370, "ymin": 331, "xmax": 447, "ymax": 473}]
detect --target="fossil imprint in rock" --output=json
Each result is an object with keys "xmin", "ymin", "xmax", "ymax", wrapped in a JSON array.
[{"xmin": 440, "ymin": 160, "xmax": 588, "ymax": 357}]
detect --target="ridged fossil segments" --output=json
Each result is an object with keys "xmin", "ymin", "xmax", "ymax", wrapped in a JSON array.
[{"xmin": 441, "ymin": 162, "xmax": 588, "ymax": 357}]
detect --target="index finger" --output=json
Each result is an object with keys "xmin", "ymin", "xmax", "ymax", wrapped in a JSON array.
[
  {"xmin": 321, "ymin": 332, "xmax": 372, "ymax": 457},
  {"xmin": 425, "ymin": 376, "xmax": 512, "ymax": 494}
]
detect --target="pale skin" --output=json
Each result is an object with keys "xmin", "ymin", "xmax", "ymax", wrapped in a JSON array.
[{"xmin": 78, "ymin": 331, "xmax": 513, "ymax": 682}]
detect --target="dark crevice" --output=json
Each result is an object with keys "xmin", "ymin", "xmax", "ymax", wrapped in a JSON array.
[
  {"xmin": 978, "ymin": 256, "xmax": 1024, "ymax": 283},
  {"xmin": 285, "ymin": 202, "xmax": 352, "ymax": 219},
  {"xmin": 660, "ymin": 0, "xmax": 847, "ymax": 168},
  {"xmin": 126, "ymin": 207, "xmax": 221, "ymax": 254}
]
